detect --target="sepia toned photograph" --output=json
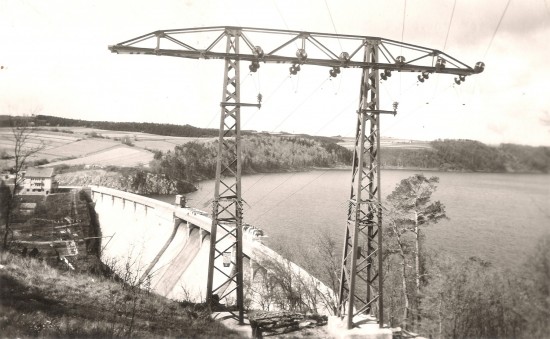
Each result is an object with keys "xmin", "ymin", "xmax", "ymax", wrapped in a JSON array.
[{"xmin": 1, "ymin": 1, "xmax": 549, "ymax": 338}]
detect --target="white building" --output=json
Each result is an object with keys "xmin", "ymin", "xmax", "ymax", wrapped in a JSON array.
[{"xmin": 22, "ymin": 167, "xmax": 57, "ymax": 195}]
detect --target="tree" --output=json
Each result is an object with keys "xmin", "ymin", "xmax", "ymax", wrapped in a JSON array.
[
  {"xmin": 518, "ymin": 233, "xmax": 550, "ymax": 337},
  {"xmin": 384, "ymin": 206, "xmax": 415, "ymax": 329},
  {"xmin": 386, "ymin": 174, "xmax": 447, "ymax": 328},
  {"xmin": 2, "ymin": 115, "xmax": 45, "ymax": 249}
]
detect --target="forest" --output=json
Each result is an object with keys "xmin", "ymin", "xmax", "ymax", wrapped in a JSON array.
[
  {"xmin": 3, "ymin": 115, "xmax": 548, "ymax": 173},
  {"xmin": 381, "ymin": 139, "xmax": 550, "ymax": 173},
  {"xmin": 296, "ymin": 174, "xmax": 550, "ymax": 338},
  {"xmin": 380, "ymin": 175, "xmax": 549, "ymax": 338},
  {"xmin": 135, "ymin": 135, "xmax": 352, "ymax": 194}
]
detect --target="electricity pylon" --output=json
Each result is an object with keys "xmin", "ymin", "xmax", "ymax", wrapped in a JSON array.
[{"xmin": 109, "ymin": 26, "xmax": 484, "ymax": 327}]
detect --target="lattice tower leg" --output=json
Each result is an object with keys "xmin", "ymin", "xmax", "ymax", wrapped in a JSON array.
[
  {"xmin": 337, "ymin": 41, "xmax": 384, "ymax": 329},
  {"xmin": 206, "ymin": 29, "xmax": 245, "ymax": 325}
]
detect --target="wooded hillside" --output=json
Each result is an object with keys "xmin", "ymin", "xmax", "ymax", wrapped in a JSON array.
[
  {"xmin": 381, "ymin": 139, "xmax": 550, "ymax": 173},
  {"xmin": 149, "ymin": 136, "xmax": 352, "ymax": 187}
]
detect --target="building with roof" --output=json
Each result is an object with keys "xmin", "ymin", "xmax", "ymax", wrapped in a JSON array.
[{"xmin": 22, "ymin": 167, "xmax": 57, "ymax": 195}]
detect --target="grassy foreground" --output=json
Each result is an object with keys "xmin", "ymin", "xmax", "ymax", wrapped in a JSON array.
[{"xmin": 0, "ymin": 252, "xmax": 239, "ymax": 338}]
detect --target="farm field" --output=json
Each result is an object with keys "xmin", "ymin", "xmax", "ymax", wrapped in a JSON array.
[
  {"xmin": 0, "ymin": 127, "xmax": 213, "ymax": 169},
  {"xmin": 1, "ymin": 124, "xmax": 430, "ymax": 169},
  {"xmin": 45, "ymin": 145, "xmax": 154, "ymax": 168},
  {"xmin": 338, "ymin": 136, "xmax": 432, "ymax": 150}
]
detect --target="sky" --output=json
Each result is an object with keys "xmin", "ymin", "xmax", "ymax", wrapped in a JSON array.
[{"xmin": 0, "ymin": 0, "xmax": 549, "ymax": 146}]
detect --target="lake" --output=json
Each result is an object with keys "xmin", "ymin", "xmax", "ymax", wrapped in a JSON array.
[{"xmin": 152, "ymin": 169, "xmax": 550, "ymax": 269}]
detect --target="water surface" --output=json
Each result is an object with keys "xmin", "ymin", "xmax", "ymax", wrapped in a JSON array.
[{"xmin": 156, "ymin": 170, "xmax": 550, "ymax": 268}]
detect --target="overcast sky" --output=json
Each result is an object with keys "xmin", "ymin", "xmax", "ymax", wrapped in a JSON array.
[{"xmin": 1, "ymin": 0, "xmax": 549, "ymax": 146}]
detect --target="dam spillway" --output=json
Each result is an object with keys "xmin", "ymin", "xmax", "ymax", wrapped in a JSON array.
[{"xmin": 89, "ymin": 185, "xmax": 335, "ymax": 314}]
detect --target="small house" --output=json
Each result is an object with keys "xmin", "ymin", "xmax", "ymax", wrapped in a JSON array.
[{"xmin": 22, "ymin": 167, "xmax": 57, "ymax": 195}]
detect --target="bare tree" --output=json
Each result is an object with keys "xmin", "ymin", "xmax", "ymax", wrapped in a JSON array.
[{"xmin": 2, "ymin": 115, "xmax": 45, "ymax": 248}]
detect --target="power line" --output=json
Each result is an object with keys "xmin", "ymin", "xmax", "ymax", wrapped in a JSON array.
[
  {"xmin": 247, "ymin": 172, "xmax": 297, "ymax": 208},
  {"xmin": 484, "ymin": 0, "xmax": 512, "ymax": 59},
  {"xmin": 430, "ymin": 1, "xmax": 457, "ymax": 109},
  {"xmin": 443, "ymin": 0, "xmax": 457, "ymax": 51},
  {"xmin": 249, "ymin": 170, "xmax": 329, "ymax": 224},
  {"xmin": 271, "ymin": 77, "xmax": 329, "ymax": 132},
  {"xmin": 195, "ymin": 75, "xmax": 329, "ymax": 208},
  {"xmin": 271, "ymin": 0, "xmax": 299, "ymax": 49},
  {"xmin": 401, "ymin": 0, "xmax": 407, "ymax": 43},
  {"xmin": 385, "ymin": 83, "xmax": 455, "ymax": 133},
  {"xmin": 314, "ymin": 98, "xmax": 357, "ymax": 135},
  {"xmin": 324, "ymin": 0, "xmax": 343, "ymax": 52},
  {"xmin": 243, "ymin": 74, "xmax": 290, "ymax": 128},
  {"xmin": 400, "ymin": 0, "xmax": 407, "ymax": 96}
]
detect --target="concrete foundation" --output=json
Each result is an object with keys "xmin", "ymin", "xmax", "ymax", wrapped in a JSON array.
[
  {"xmin": 211, "ymin": 312, "xmax": 252, "ymax": 338},
  {"xmin": 328, "ymin": 315, "xmax": 393, "ymax": 339}
]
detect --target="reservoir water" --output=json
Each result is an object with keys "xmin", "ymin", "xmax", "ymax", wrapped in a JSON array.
[{"xmin": 153, "ymin": 170, "xmax": 550, "ymax": 269}]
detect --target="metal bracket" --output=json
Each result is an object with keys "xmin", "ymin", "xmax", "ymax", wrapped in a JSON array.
[
  {"xmin": 358, "ymin": 109, "xmax": 397, "ymax": 116},
  {"xmin": 220, "ymin": 102, "xmax": 261, "ymax": 108}
]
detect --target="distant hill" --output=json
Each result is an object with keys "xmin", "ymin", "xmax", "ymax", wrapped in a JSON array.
[
  {"xmin": 0, "ymin": 115, "xmax": 344, "ymax": 145},
  {"xmin": 1, "ymin": 115, "xmax": 548, "ymax": 173},
  {"xmin": 381, "ymin": 139, "xmax": 550, "ymax": 173},
  {"xmin": 32, "ymin": 115, "xmax": 221, "ymax": 138}
]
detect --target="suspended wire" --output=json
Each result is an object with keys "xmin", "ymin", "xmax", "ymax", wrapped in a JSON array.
[
  {"xmin": 385, "ymin": 83, "xmax": 455, "ymax": 133},
  {"xmin": 271, "ymin": 0, "xmax": 299, "ymax": 49},
  {"xmin": 428, "ymin": 0, "xmax": 457, "ymax": 115},
  {"xmin": 292, "ymin": 72, "xmax": 301, "ymax": 93},
  {"xmin": 272, "ymin": 0, "xmax": 291, "ymax": 29},
  {"xmin": 243, "ymin": 173, "xmax": 270, "ymax": 194},
  {"xmin": 271, "ymin": 77, "xmax": 329, "ymax": 132},
  {"xmin": 324, "ymin": 0, "xmax": 344, "ymax": 52},
  {"xmin": 442, "ymin": 0, "xmax": 457, "ymax": 51},
  {"xmin": 400, "ymin": 0, "xmax": 407, "ymax": 43},
  {"xmin": 381, "ymin": 81, "xmax": 396, "ymax": 103},
  {"xmin": 315, "ymin": 98, "xmax": 358, "ymax": 135},
  {"xmin": 399, "ymin": 0, "xmax": 407, "ymax": 97},
  {"xmin": 195, "ymin": 75, "xmax": 328, "ymax": 207},
  {"xmin": 249, "ymin": 170, "xmax": 329, "ymax": 224},
  {"xmin": 484, "ymin": 0, "xmax": 512, "ymax": 59},
  {"xmin": 248, "ymin": 173, "xmax": 297, "ymax": 208},
  {"xmin": 244, "ymin": 100, "xmax": 357, "ymax": 212},
  {"xmin": 327, "ymin": 71, "xmax": 344, "ymax": 95},
  {"xmin": 243, "ymin": 74, "xmax": 290, "ymax": 127},
  {"xmin": 178, "ymin": 70, "xmax": 261, "ymax": 208},
  {"xmin": 209, "ymin": 84, "xmax": 352, "ymax": 213}
]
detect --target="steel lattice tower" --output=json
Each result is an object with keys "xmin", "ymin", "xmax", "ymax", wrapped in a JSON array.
[
  {"xmin": 108, "ymin": 26, "xmax": 484, "ymax": 328},
  {"xmin": 338, "ymin": 41, "xmax": 388, "ymax": 327},
  {"xmin": 206, "ymin": 29, "xmax": 246, "ymax": 323}
]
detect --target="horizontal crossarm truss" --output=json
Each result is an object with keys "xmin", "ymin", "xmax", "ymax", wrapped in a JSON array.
[{"xmin": 109, "ymin": 26, "xmax": 483, "ymax": 76}]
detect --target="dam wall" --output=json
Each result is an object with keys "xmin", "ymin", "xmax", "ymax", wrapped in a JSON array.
[{"xmin": 90, "ymin": 185, "xmax": 335, "ymax": 313}]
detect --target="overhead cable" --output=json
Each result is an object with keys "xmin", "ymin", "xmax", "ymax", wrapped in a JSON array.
[
  {"xmin": 484, "ymin": 0, "xmax": 512, "ymax": 58},
  {"xmin": 443, "ymin": 0, "xmax": 457, "ymax": 51}
]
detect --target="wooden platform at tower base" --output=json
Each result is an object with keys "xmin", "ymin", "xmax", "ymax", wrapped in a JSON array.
[{"xmin": 328, "ymin": 315, "xmax": 393, "ymax": 339}]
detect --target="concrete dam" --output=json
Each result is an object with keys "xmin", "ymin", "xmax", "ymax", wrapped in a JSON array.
[{"xmin": 90, "ymin": 185, "xmax": 335, "ymax": 314}]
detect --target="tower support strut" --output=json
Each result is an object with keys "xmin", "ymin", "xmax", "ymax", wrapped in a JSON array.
[
  {"xmin": 108, "ymin": 26, "xmax": 484, "ymax": 329},
  {"xmin": 338, "ymin": 41, "xmax": 384, "ymax": 329},
  {"xmin": 206, "ymin": 28, "xmax": 245, "ymax": 324}
]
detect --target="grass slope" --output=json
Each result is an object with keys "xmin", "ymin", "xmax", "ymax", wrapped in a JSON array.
[{"xmin": 0, "ymin": 252, "xmax": 239, "ymax": 338}]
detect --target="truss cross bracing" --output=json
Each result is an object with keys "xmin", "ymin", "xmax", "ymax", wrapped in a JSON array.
[
  {"xmin": 108, "ymin": 26, "xmax": 484, "ymax": 329},
  {"xmin": 205, "ymin": 29, "xmax": 245, "ymax": 324},
  {"xmin": 338, "ymin": 42, "xmax": 385, "ymax": 328}
]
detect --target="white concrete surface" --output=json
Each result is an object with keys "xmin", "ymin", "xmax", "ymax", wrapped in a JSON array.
[{"xmin": 89, "ymin": 185, "xmax": 335, "ymax": 314}]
